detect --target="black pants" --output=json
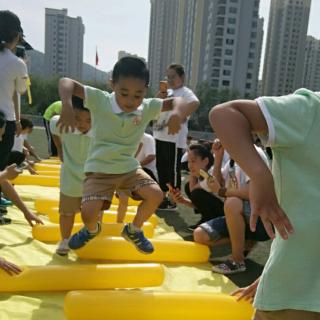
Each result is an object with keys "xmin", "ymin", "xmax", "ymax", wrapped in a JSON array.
[
  {"xmin": 185, "ymin": 181, "xmax": 224, "ymax": 223},
  {"xmin": 8, "ymin": 151, "xmax": 25, "ymax": 166},
  {"xmin": 143, "ymin": 167, "xmax": 158, "ymax": 183},
  {"xmin": 156, "ymin": 139, "xmax": 178, "ymax": 192},
  {"xmin": 0, "ymin": 121, "xmax": 16, "ymax": 170},
  {"xmin": 43, "ymin": 118, "xmax": 58, "ymax": 156}
]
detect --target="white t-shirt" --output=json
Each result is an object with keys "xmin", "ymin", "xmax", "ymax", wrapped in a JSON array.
[
  {"xmin": 153, "ymin": 86, "xmax": 199, "ymax": 148},
  {"xmin": 12, "ymin": 134, "xmax": 27, "ymax": 153},
  {"xmin": 0, "ymin": 49, "xmax": 28, "ymax": 121},
  {"xmin": 136, "ymin": 133, "xmax": 158, "ymax": 180}
]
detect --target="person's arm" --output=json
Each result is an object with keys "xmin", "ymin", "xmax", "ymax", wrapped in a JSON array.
[
  {"xmin": 209, "ymin": 100, "xmax": 293, "ymax": 239},
  {"xmin": 0, "ymin": 257, "xmax": 22, "ymax": 275},
  {"xmin": 23, "ymin": 140, "xmax": 41, "ymax": 161},
  {"xmin": 1, "ymin": 180, "xmax": 43, "ymax": 226},
  {"xmin": 12, "ymin": 91, "xmax": 21, "ymax": 137},
  {"xmin": 52, "ymin": 134, "xmax": 63, "ymax": 162},
  {"xmin": 140, "ymin": 154, "xmax": 155, "ymax": 167},
  {"xmin": 212, "ymin": 139, "xmax": 225, "ymax": 186},
  {"xmin": 57, "ymin": 78, "xmax": 85, "ymax": 133}
]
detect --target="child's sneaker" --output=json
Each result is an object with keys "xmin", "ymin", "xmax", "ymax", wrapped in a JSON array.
[
  {"xmin": 211, "ymin": 259, "xmax": 246, "ymax": 275},
  {"xmin": 56, "ymin": 239, "xmax": 70, "ymax": 256},
  {"xmin": 0, "ymin": 197, "xmax": 12, "ymax": 206},
  {"xmin": 121, "ymin": 223, "xmax": 154, "ymax": 254},
  {"xmin": 68, "ymin": 222, "xmax": 101, "ymax": 250}
]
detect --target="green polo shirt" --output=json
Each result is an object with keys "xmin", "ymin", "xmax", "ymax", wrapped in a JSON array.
[
  {"xmin": 43, "ymin": 101, "xmax": 62, "ymax": 121},
  {"xmin": 50, "ymin": 115, "xmax": 91, "ymax": 197},
  {"xmin": 254, "ymin": 88, "xmax": 320, "ymax": 312},
  {"xmin": 83, "ymin": 86, "xmax": 162, "ymax": 174}
]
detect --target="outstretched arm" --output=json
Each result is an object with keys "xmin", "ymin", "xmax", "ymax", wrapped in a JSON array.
[{"xmin": 209, "ymin": 100, "xmax": 293, "ymax": 240}]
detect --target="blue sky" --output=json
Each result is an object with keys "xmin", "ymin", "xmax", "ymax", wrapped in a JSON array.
[{"xmin": 2, "ymin": 0, "xmax": 320, "ymax": 74}]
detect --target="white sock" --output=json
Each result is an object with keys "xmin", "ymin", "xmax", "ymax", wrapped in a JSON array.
[{"xmin": 128, "ymin": 223, "xmax": 141, "ymax": 233}]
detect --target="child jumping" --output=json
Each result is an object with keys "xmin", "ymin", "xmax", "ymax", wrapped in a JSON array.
[{"xmin": 58, "ymin": 57, "xmax": 188, "ymax": 254}]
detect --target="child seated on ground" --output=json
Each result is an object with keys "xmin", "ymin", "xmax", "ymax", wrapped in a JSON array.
[
  {"xmin": 168, "ymin": 143, "xmax": 225, "ymax": 231},
  {"xmin": 193, "ymin": 139, "xmax": 270, "ymax": 274},
  {"xmin": 58, "ymin": 57, "xmax": 188, "ymax": 254},
  {"xmin": 50, "ymin": 96, "xmax": 93, "ymax": 256}
]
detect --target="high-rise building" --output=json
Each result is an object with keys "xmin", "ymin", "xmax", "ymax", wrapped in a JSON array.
[
  {"xmin": 261, "ymin": 0, "xmax": 311, "ymax": 96},
  {"xmin": 303, "ymin": 36, "xmax": 320, "ymax": 91},
  {"xmin": 148, "ymin": 0, "xmax": 179, "ymax": 93},
  {"xmin": 148, "ymin": 0, "xmax": 263, "ymax": 96},
  {"xmin": 44, "ymin": 8, "xmax": 85, "ymax": 79}
]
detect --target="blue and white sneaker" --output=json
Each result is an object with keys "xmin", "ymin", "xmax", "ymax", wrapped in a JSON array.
[
  {"xmin": 121, "ymin": 223, "xmax": 154, "ymax": 254},
  {"xmin": 68, "ymin": 222, "xmax": 101, "ymax": 250}
]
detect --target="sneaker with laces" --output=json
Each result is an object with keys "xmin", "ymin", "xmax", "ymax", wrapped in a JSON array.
[
  {"xmin": 121, "ymin": 223, "xmax": 154, "ymax": 254},
  {"xmin": 0, "ymin": 198, "xmax": 12, "ymax": 206},
  {"xmin": 56, "ymin": 239, "xmax": 70, "ymax": 256},
  {"xmin": 211, "ymin": 259, "xmax": 246, "ymax": 275},
  {"xmin": 157, "ymin": 198, "xmax": 177, "ymax": 211},
  {"xmin": 68, "ymin": 222, "xmax": 101, "ymax": 250}
]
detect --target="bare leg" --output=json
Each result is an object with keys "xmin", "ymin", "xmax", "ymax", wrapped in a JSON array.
[
  {"xmin": 59, "ymin": 213, "xmax": 75, "ymax": 239},
  {"xmin": 193, "ymin": 227, "xmax": 230, "ymax": 247},
  {"xmin": 117, "ymin": 194, "xmax": 129, "ymax": 223},
  {"xmin": 81, "ymin": 200, "xmax": 104, "ymax": 232}
]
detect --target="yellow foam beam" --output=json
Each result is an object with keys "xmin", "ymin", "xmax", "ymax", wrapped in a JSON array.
[
  {"xmin": 64, "ymin": 290, "xmax": 253, "ymax": 320},
  {"xmin": 0, "ymin": 264, "xmax": 164, "ymax": 292},
  {"xmin": 34, "ymin": 163, "xmax": 60, "ymax": 171},
  {"xmin": 75, "ymin": 237, "xmax": 209, "ymax": 263},
  {"xmin": 36, "ymin": 171, "xmax": 60, "ymax": 177},
  {"xmin": 32, "ymin": 222, "xmax": 154, "ymax": 242},
  {"xmin": 41, "ymin": 159, "xmax": 61, "ymax": 165},
  {"xmin": 11, "ymin": 175, "xmax": 59, "ymax": 187},
  {"xmin": 46, "ymin": 210, "xmax": 158, "ymax": 227},
  {"xmin": 34, "ymin": 198, "xmax": 137, "ymax": 214}
]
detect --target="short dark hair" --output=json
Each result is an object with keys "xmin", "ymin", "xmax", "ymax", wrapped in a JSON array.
[
  {"xmin": 0, "ymin": 11, "xmax": 23, "ymax": 51},
  {"xmin": 168, "ymin": 63, "xmax": 185, "ymax": 77},
  {"xmin": 112, "ymin": 57, "xmax": 149, "ymax": 85},
  {"xmin": 189, "ymin": 143, "xmax": 214, "ymax": 170},
  {"xmin": 72, "ymin": 96, "xmax": 89, "ymax": 112},
  {"xmin": 20, "ymin": 118, "xmax": 33, "ymax": 130}
]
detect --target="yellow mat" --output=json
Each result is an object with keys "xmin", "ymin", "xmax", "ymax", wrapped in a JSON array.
[{"xmin": 0, "ymin": 185, "xmax": 238, "ymax": 320}]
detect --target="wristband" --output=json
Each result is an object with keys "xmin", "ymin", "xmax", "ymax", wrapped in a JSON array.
[{"xmin": 218, "ymin": 187, "xmax": 227, "ymax": 198}]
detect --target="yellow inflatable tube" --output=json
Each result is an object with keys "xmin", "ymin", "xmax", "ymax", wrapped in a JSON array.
[
  {"xmin": 34, "ymin": 198, "xmax": 137, "ymax": 214},
  {"xmin": 41, "ymin": 159, "xmax": 61, "ymax": 165},
  {"xmin": 76, "ymin": 237, "xmax": 209, "ymax": 263},
  {"xmin": 32, "ymin": 222, "xmax": 154, "ymax": 242},
  {"xmin": 36, "ymin": 170, "xmax": 60, "ymax": 177},
  {"xmin": 11, "ymin": 174, "xmax": 59, "ymax": 187},
  {"xmin": 34, "ymin": 163, "xmax": 60, "ymax": 171},
  {"xmin": 64, "ymin": 290, "xmax": 253, "ymax": 320},
  {"xmin": 46, "ymin": 209, "xmax": 158, "ymax": 227},
  {"xmin": 0, "ymin": 264, "xmax": 164, "ymax": 292}
]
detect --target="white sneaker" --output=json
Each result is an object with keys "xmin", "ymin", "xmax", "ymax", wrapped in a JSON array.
[{"xmin": 56, "ymin": 239, "xmax": 70, "ymax": 256}]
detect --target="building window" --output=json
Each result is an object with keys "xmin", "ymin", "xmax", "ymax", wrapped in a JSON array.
[
  {"xmin": 211, "ymin": 79, "xmax": 219, "ymax": 87},
  {"xmin": 226, "ymin": 39, "xmax": 234, "ymax": 45},
  {"xmin": 250, "ymin": 42, "xmax": 256, "ymax": 49},
  {"xmin": 212, "ymin": 69, "xmax": 220, "ymax": 77},
  {"xmin": 225, "ymin": 49, "xmax": 233, "ymax": 55},
  {"xmin": 251, "ymin": 32, "xmax": 257, "ymax": 39},
  {"xmin": 223, "ymin": 69, "xmax": 231, "ymax": 76},
  {"xmin": 222, "ymin": 80, "xmax": 230, "ymax": 86},
  {"xmin": 248, "ymin": 62, "xmax": 253, "ymax": 69},
  {"xmin": 247, "ymin": 73, "xmax": 252, "ymax": 79},
  {"xmin": 227, "ymin": 28, "xmax": 235, "ymax": 35},
  {"xmin": 228, "ymin": 17, "xmax": 236, "ymax": 24},
  {"xmin": 217, "ymin": 7, "xmax": 226, "ymax": 15},
  {"xmin": 216, "ymin": 28, "xmax": 224, "ymax": 36},
  {"xmin": 213, "ymin": 59, "xmax": 221, "ymax": 67},
  {"xmin": 246, "ymin": 83, "xmax": 251, "ymax": 89},
  {"xmin": 218, "ymin": 0, "xmax": 226, "ymax": 4},
  {"xmin": 215, "ymin": 38, "xmax": 223, "ymax": 46},
  {"xmin": 217, "ymin": 17, "xmax": 225, "ymax": 25},
  {"xmin": 229, "ymin": 7, "xmax": 237, "ymax": 14},
  {"xmin": 252, "ymin": 21, "xmax": 257, "ymax": 28},
  {"xmin": 224, "ymin": 59, "xmax": 232, "ymax": 66},
  {"xmin": 249, "ymin": 52, "xmax": 255, "ymax": 59},
  {"xmin": 214, "ymin": 48, "xmax": 222, "ymax": 57}
]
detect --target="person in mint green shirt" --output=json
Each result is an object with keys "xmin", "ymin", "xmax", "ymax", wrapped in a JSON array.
[
  {"xmin": 210, "ymin": 88, "xmax": 320, "ymax": 320},
  {"xmin": 57, "ymin": 57, "xmax": 192, "ymax": 254},
  {"xmin": 50, "ymin": 96, "xmax": 92, "ymax": 256},
  {"xmin": 43, "ymin": 100, "xmax": 62, "ymax": 156}
]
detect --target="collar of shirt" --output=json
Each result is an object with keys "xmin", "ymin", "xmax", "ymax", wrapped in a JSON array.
[
  {"xmin": 73, "ymin": 128, "xmax": 93, "ymax": 137},
  {"xmin": 111, "ymin": 92, "xmax": 143, "ymax": 116}
]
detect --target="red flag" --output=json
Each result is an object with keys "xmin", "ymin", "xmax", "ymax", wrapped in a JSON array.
[{"xmin": 95, "ymin": 47, "xmax": 99, "ymax": 66}]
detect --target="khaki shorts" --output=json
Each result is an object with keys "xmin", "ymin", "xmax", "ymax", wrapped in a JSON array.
[
  {"xmin": 254, "ymin": 310, "xmax": 320, "ymax": 320},
  {"xmin": 82, "ymin": 168, "xmax": 157, "ymax": 208},
  {"xmin": 59, "ymin": 192, "xmax": 82, "ymax": 216}
]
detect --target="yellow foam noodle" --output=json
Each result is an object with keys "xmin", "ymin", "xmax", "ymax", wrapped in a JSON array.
[
  {"xmin": 64, "ymin": 290, "xmax": 253, "ymax": 320},
  {"xmin": 41, "ymin": 159, "xmax": 61, "ymax": 165},
  {"xmin": 112, "ymin": 195, "xmax": 141, "ymax": 206},
  {"xmin": 35, "ymin": 198, "xmax": 137, "ymax": 214},
  {"xmin": 11, "ymin": 175, "xmax": 59, "ymax": 187},
  {"xmin": 75, "ymin": 237, "xmax": 210, "ymax": 263},
  {"xmin": 32, "ymin": 222, "xmax": 154, "ymax": 242},
  {"xmin": 36, "ymin": 171, "xmax": 60, "ymax": 177},
  {"xmin": 0, "ymin": 264, "xmax": 164, "ymax": 292},
  {"xmin": 46, "ymin": 209, "xmax": 158, "ymax": 227},
  {"xmin": 34, "ymin": 163, "xmax": 60, "ymax": 171}
]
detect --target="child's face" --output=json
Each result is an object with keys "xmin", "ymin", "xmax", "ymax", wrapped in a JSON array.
[
  {"xmin": 111, "ymin": 77, "xmax": 147, "ymax": 113},
  {"xmin": 74, "ymin": 109, "xmax": 91, "ymax": 133},
  {"xmin": 21, "ymin": 127, "xmax": 32, "ymax": 135},
  {"xmin": 166, "ymin": 68, "xmax": 184, "ymax": 89},
  {"xmin": 187, "ymin": 150, "xmax": 209, "ymax": 177}
]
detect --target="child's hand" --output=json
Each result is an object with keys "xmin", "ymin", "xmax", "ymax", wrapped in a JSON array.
[
  {"xmin": 230, "ymin": 277, "xmax": 260, "ymax": 303},
  {"xmin": 167, "ymin": 185, "xmax": 185, "ymax": 204},
  {"xmin": 206, "ymin": 175, "xmax": 221, "ymax": 193},
  {"xmin": 167, "ymin": 113, "xmax": 181, "ymax": 134},
  {"xmin": 0, "ymin": 257, "xmax": 22, "ymax": 275},
  {"xmin": 23, "ymin": 211, "xmax": 44, "ymax": 227},
  {"xmin": 3, "ymin": 164, "xmax": 21, "ymax": 180},
  {"xmin": 155, "ymin": 91, "xmax": 168, "ymax": 99},
  {"xmin": 249, "ymin": 174, "xmax": 294, "ymax": 240},
  {"xmin": 57, "ymin": 102, "xmax": 75, "ymax": 134}
]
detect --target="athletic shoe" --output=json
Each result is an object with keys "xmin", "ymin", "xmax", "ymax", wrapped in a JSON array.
[
  {"xmin": 121, "ymin": 223, "xmax": 154, "ymax": 254},
  {"xmin": 68, "ymin": 222, "xmax": 101, "ymax": 250},
  {"xmin": 157, "ymin": 198, "xmax": 177, "ymax": 211},
  {"xmin": 0, "ymin": 198, "xmax": 12, "ymax": 206},
  {"xmin": 56, "ymin": 239, "xmax": 70, "ymax": 256},
  {"xmin": 212, "ymin": 259, "xmax": 246, "ymax": 275}
]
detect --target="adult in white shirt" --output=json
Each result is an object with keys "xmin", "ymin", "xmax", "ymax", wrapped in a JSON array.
[
  {"xmin": 154, "ymin": 64, "xmax": 199, "ymax": 210},
  {"xmin": 0, "ymin": 11, "xmax": 28, "ymax": 171}
]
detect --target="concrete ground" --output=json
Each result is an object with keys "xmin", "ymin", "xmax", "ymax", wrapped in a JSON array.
[{"xmin": 29, "ymin": 126, "xmax": 271, "ymax": 287}]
